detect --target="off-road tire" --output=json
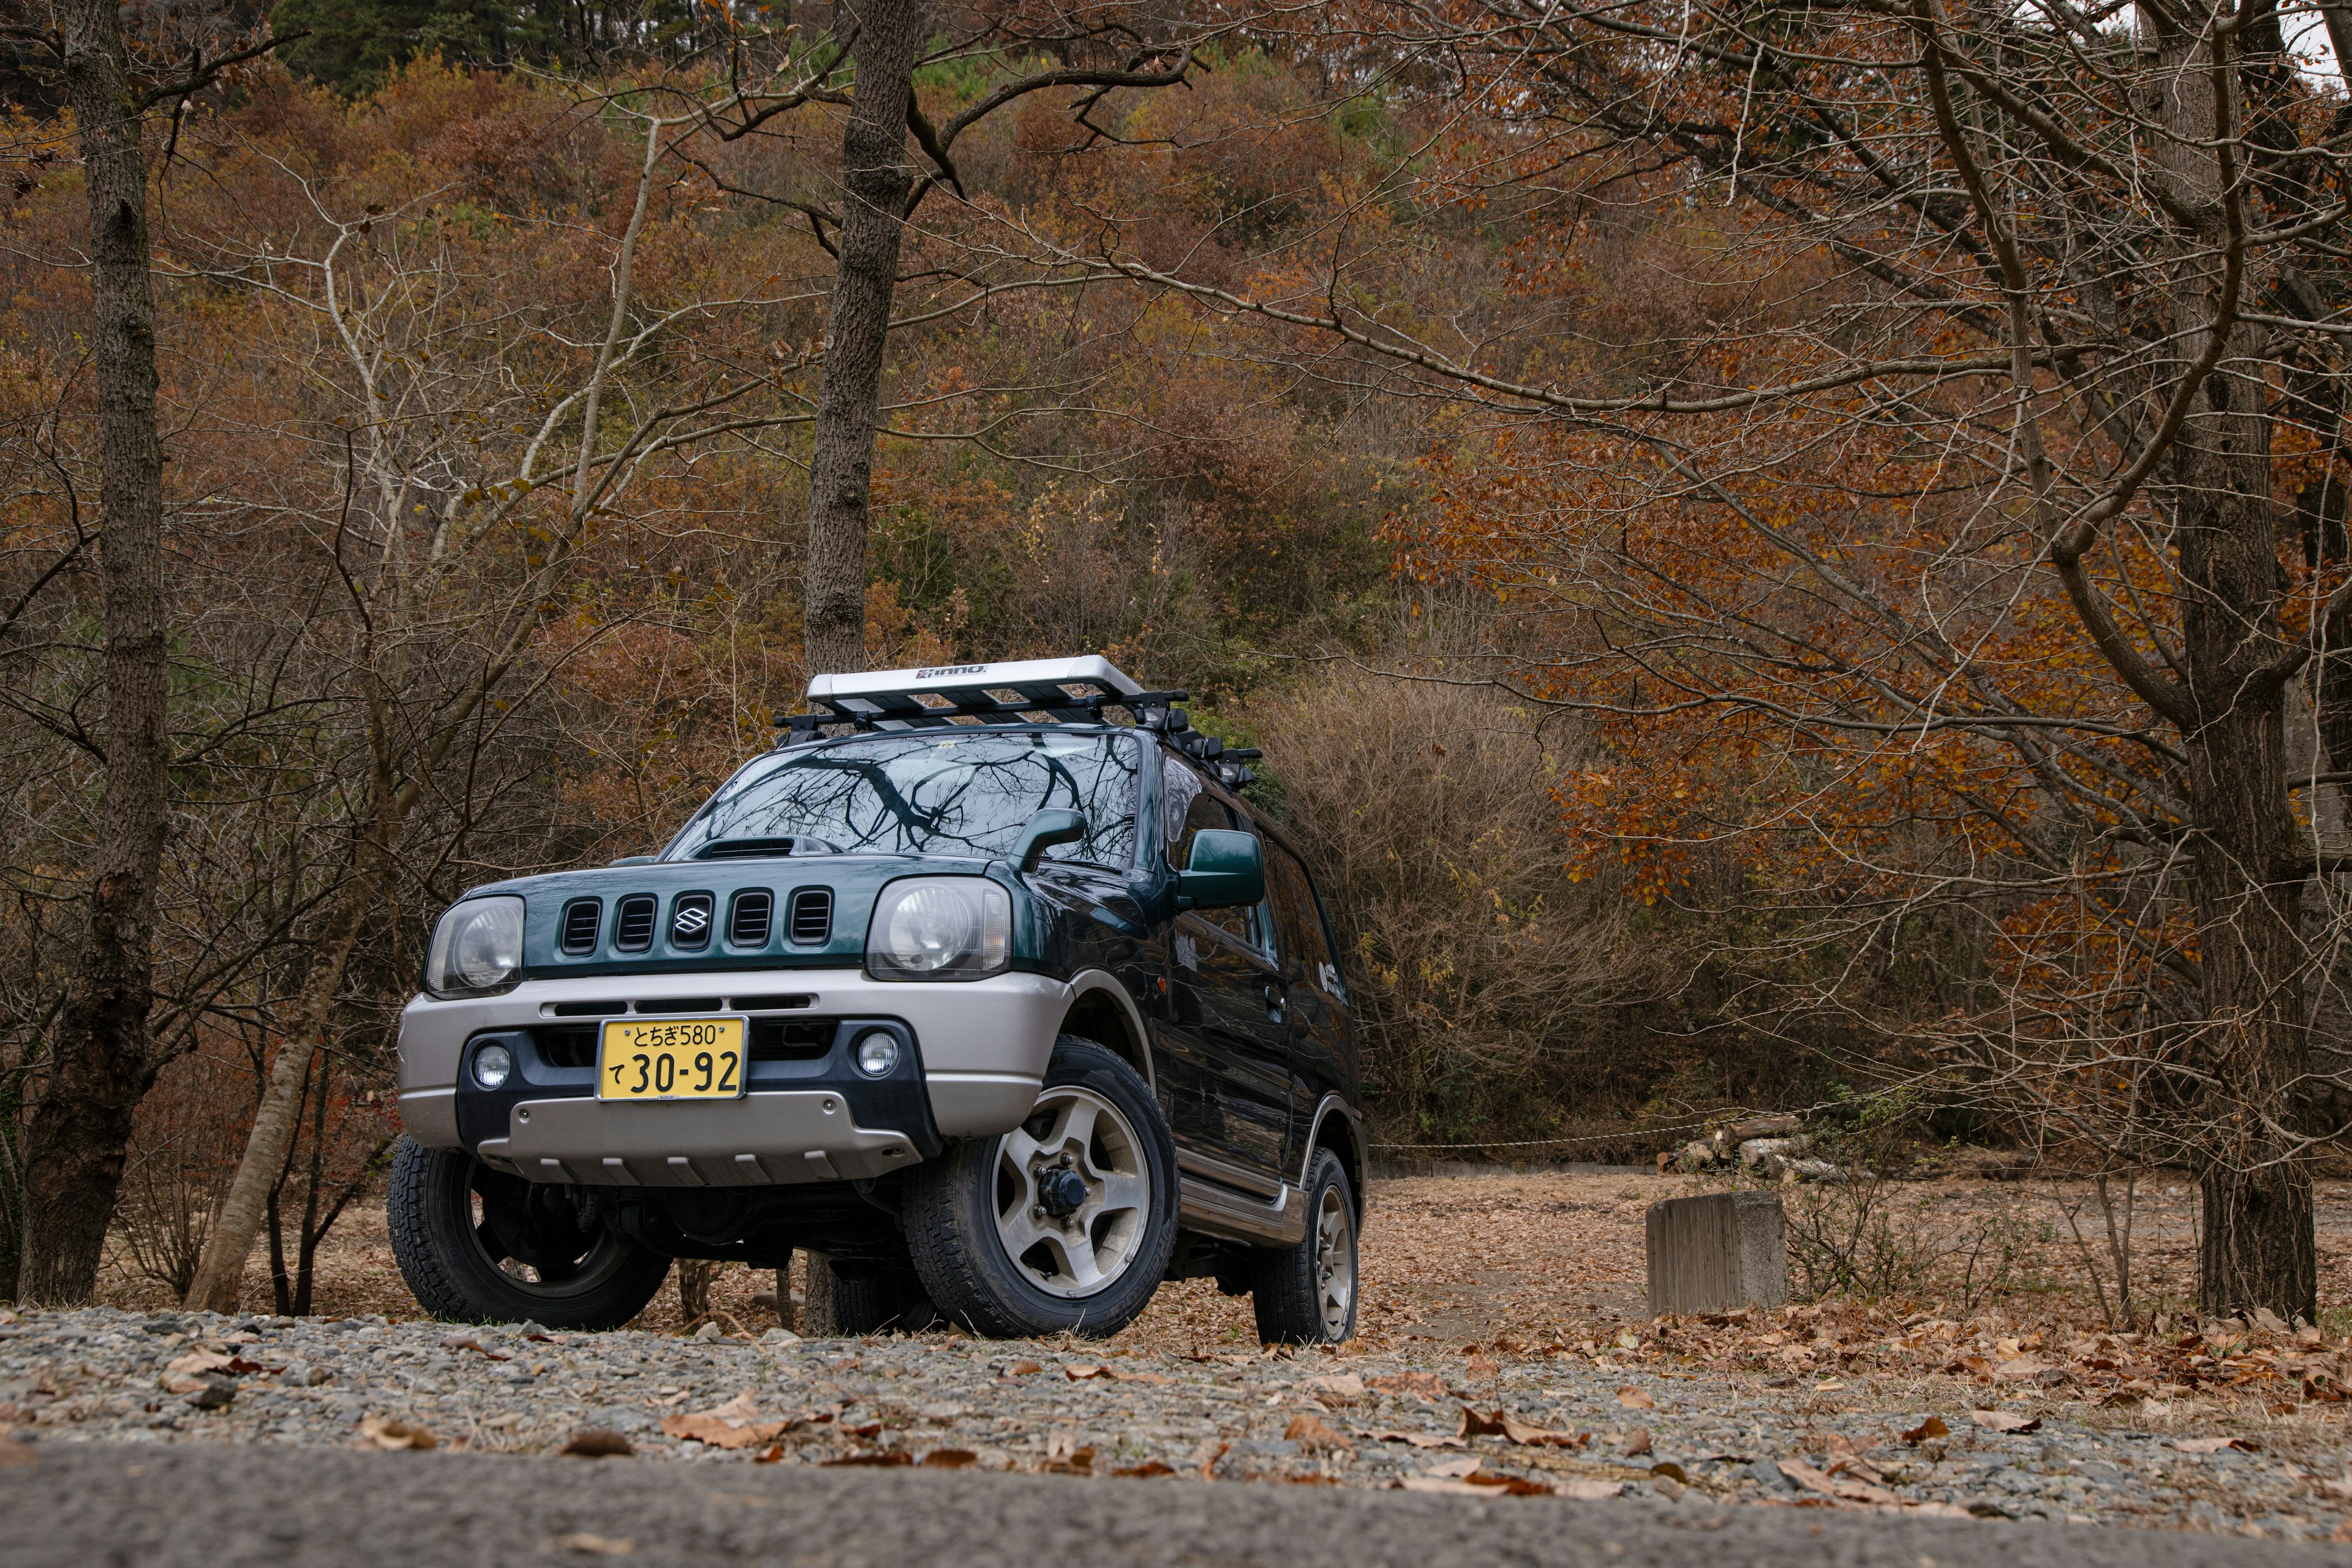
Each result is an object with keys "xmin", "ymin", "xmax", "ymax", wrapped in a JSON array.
[
  {"xmin": 903, "ymin": 1036, "xmax": 1177, "ymax": 1338},
  {"xmin": 826, "ymin": 1270, "xmax": 943, "ymax": 1335},
  {"xmin": 1250, "ymin": 1148, "xmax": 1359, "ymax": 1344},
  {"xmin": 386, "ymin": 1137, "xmax": 670, "ymax": 1329}
]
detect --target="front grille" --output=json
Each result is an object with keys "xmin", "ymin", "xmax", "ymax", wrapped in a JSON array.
[
  {"xmin": 788, "ymin": 888, "xmax": 832, "ymax": 945},
  {"xmin": 559, "ymin": 899, "xmax": 601, "ymax": 955},
  {"xmin": 751, "ymin": 1019, "xmax": 836, "ymax": 1061},
  {"xmin": 670, "ymin": 892, "xmax": 714, "ymax": 950},
  {"xmin": 613, "ymin": 895, "xmax": 656, "ymax": 951},
  {"xmin": 534, "ymin": 1025, "xmax": 597, "ymax": 1069},
  {"xmin": 636, "ymin": 997, "xmax": 723, "ymax": 1014},
  {"xmin": 549, "ymin": 1001, "xmax": 625, "ymax": 1018},
  {"xmin": 728, "ymin": 890, "xmax": 773, "ymax": 947}
]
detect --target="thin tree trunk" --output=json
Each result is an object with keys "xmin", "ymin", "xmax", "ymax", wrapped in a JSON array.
[
  {"xmin": 799, "ymin": 0, "xmax": 929, "ymax": 676},
  {"xmin": 293, "ymin": 1050, "xmax": 331, "ymax": 1316},
  {"xmin": 17, "ymin": 0, "xmax": 173, "ymax": 1306},
  {"xmin": 677, "ymin": 1258, "xmax": 714, "ymax": 1324},
  {"xmin": 2143, "ymin": 25, "xmax": 2319, "ymax": 1321},
  {"xmin": 183, "ymin": 866, "xmax": 376, "ymax": 1312}
]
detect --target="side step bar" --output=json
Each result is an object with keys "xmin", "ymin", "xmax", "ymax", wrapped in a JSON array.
[{"xmin": 1179, "ymin": 1174, "xmax": 1308, "ymax": 1246}]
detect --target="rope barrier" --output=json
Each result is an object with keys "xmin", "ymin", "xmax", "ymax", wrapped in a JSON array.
[{"xmin": 1369, "ymin": 1101, "xmax": 1842, "ymax": 1153}]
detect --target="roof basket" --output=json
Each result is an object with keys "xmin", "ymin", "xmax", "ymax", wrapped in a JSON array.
[{"xmin": 776, "ymin": 657, "xmax": 1189, "ymax": 744}]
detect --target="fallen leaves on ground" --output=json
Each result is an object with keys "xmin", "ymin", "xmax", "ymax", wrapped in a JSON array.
[
  {"xmin": 560, "ymin": 1429, "xmax": 633, "ymax": 1458},
  {"xmin": 1616, "ymin": 1388, "xmax": 1655, "ymax": 1409},
  {"xmin": 1969, "ymin": 1410, "xmax": 2040, "ymax": 1433},
  {"xmin": 552, "ymin": 1534, "xmax": 634, "ymax": 1556},
  {"xmin": 358, "ymin": 1416, "xmax": 435, "ymax": 1451},
  {"xmin": 1369, "ymin": 1429, "xmax": 1467, "ymax": 1449},
  {"xmin": 1285, "ymin": 1414, "xmax": 1352, "ymax": 1450},
  {"xmin": 660, "ymin": 1391, "xmax": 786, "ymax": 1449},
  {"xmin": 1902, "ymin": 1417, "xmax": 1949, "ymax": 1444}
]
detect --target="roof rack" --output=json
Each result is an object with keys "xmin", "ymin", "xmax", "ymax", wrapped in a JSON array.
[{"xmin": 774, "ymin": 655, "xmax": 1262, "ymax": 788}]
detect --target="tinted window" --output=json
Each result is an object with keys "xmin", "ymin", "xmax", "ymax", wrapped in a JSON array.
[
  {"xmin": 666, "ymin": 731, "xmax": 1140, "ymax": 866},
  {"xmin": 1167, "ymin": 759, "xmax": 1269, "ymax": 949},
  {"xmin": 1267, "ymin": 843, "xmax": 1341, "ymax": 995}
]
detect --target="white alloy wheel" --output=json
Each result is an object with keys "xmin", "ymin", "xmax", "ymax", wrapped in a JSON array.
[
  {"xmin": 990, "ymin": 1085, "xmax": 1150, "ymax": 1298},
  {"xmin": 1314, "ymin": 1183, "xmax": 1355, "ymax": 1336}
]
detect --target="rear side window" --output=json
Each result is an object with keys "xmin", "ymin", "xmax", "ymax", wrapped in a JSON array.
[{"xmin": 1266, "ymin": 843, "xmax": 1343, "ymax": 997}]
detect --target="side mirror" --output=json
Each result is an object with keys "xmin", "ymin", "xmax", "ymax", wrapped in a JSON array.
[
  {"xmin": 1012, "ymin": 809, "xmax": 1087, "ymax": 873},
  {"xmin": 1177, "ymin": 829, "xmax": 1265, "ymax": 910}
]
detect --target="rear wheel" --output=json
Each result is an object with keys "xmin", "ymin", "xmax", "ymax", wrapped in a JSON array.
[
  {"xmin": 386, "ymin": 1137, "xmax": 669, "ymax": 1329},
  {"xmin": 1250, "ymin": 1148, "xmax": 1358, "ymax": 1344},
  {"xmin": 826, "ymin": 1268, "xmax": 943, "ymax": 1335},
  {"xmin": 903, "ymin": 1037, "xmax": 1177, "ymax": 1338}
]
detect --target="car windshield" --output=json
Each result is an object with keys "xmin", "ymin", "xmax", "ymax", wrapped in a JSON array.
[{"xmin": 663, "ymin": 730, "xmax": 1142, "ymax": 866}]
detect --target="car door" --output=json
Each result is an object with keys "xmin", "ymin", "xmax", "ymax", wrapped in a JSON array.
[
  {"xmin": 1156, "ymin": 758, "xmax": 1294, "ymax": 1188},
  {"xmin": 1262, "ymin": 835, "xmax": 1350, "ymax": 1165}
]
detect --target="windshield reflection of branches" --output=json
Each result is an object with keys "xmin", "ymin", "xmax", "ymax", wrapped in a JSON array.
[{"xmin": 670, "ymin": 733, "xmax": 1138, "ymax": 864}]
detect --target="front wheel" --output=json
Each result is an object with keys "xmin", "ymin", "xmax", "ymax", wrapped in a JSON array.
[
  {"xmin": 1250, "ymin": 1148, "xmax": 1359, "ymax": 1344},
  {"xmin": 386, "ymin": 1137, "xmax": 670, "ymax": 1330},
  {"xmin": 903, "ymin": 1037, "xmax": 1177, "ymax": 1338}
]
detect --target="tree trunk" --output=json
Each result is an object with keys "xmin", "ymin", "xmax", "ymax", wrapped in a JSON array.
[
  {"xmin": 17, "ymin": 0, "xmax": 173, "ymax": 1306},
  {"xmin": 799, "ymin": 0, "xmax": 929, "ymax": 676},
  {"xmin": 183, "ymin": 867, "xmax": 376, "ymax": 1312},
  {"xmin": 801, "ymin": 1250, "xmax": 838, "ymax": 1335},
  {"xmin": 2146, "ymin": 28, "xmax": 2319, "ymax": 1321},
  {"xmin": 677, "ymin": 1258, "xmax": 714, "ymax": 1324}
]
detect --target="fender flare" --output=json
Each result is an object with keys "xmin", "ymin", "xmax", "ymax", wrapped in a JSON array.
[
  {"xmin": 1062, "ymin": 968, "xmax": 1155, "ymax": 1093},
  {"xmin": 1299, "ymin": 1092, "xmax": 1367, "ymax": 1212}
]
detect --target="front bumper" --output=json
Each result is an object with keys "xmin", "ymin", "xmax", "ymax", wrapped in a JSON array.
[{"xmin": 398, "ymin": 968, "xmax": 1072, "ymax": 1182}]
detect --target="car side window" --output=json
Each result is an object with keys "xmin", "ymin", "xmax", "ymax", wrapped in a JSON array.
[
  {"xmin": 1267, "ymin": 844, "xmax": 1340, "ymax": 993},
  {"xmin": 1167, "ymin": 759, "xmax": 1273, "ymax": 952}
]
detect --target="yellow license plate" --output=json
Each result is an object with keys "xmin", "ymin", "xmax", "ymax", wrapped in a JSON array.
[{"xmin": 597, "ymin": 1017, "xmax": 748, "ymax": 1101}]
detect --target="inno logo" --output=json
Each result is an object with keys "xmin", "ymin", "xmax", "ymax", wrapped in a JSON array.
[{"xmin": 914, "ymin": 664, "xmax": 988, "ymax": 679}]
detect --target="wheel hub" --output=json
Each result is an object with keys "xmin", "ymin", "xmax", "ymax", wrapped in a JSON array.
[{"xmin": 1037, "ymin": 1166, "xmax": 1088, "ymax": 1217}]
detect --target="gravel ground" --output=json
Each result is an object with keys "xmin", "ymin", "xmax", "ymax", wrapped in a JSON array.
[
  {"xmin": 7, "ymin": 1441, "xmax": 2345, "ymax": 1568},
  {"xmin": 5, "ymin": 1305, "xmax": 2352, "ymax": 1542}
]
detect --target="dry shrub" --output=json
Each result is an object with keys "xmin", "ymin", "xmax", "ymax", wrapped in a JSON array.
[
  {"xmin": 113, "ymin": 1050, "xmax": 250, "ymax": 1297},
  {"xmin": 1240, "ymin": 669, "xmax": 1681, "ymax": 1144}
]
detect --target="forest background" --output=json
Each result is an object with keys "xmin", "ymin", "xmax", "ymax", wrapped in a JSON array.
[{"xmin": 10, "ymin": 0, "xmax": 2352, "ymax": 1320}]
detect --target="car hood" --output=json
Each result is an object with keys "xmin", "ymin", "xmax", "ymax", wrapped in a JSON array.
[{"xmin": 450, "ymin": 855, "xmax": 1013, "ymax": 979}]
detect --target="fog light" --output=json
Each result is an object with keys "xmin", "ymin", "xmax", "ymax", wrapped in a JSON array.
[
  {"xmin": 853, "ymin": 1031, "xmax": 899, "ymax": 1077},
  {"xmin": 473, "ymin": 1042, "xmax": 513, "ymax": 1089}
]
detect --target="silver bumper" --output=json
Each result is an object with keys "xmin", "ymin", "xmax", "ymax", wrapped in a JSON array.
[{"xmin": 397, "ymin": 968, "xmax": 1070, "ymax": 1156}]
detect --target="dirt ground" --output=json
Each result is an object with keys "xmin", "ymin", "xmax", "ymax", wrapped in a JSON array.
[{"xmin": 93, "ymin": 1167, "xmax": 2352, "ymax": 1350}]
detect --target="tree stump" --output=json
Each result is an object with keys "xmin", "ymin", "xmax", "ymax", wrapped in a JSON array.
[
  {"xmin": 801, "ymin": 1251, "xmax": 838, "ymax": 1336},
  {"xmin": 676, "ymin": 1258, "xmax": 714, "ymax": 1324},
  {"xmin": 1646, "ymin": 1191, "xmax": 1787, "ymax": 1317}
]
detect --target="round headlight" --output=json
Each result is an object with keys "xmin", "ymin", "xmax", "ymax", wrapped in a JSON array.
[
  {"xmin": 853, "ymin": 1030, "xmax": 900, "ymax": 1077},
  {"xmin": 431, "ymin": 897, "xmax": 526, "ymax": 993},
  {"xmin": 880, "ymin": 883, "xmax": 982, "ymax": 973},
  {"xmin": 866, "ymin": 878, "xmax": 1011, "ymax": 980},
  {"xmin": 473, "ymin": 1042, "xmax": 513, "ymax": 1090}
]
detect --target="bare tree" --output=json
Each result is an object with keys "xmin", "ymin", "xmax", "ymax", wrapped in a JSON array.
[
  {"xmin": 1011, "ymin": 0, "xmax": 2352, "ymax": 1315},
  {"xmin": 0, "ymin": 0, "xmax": 292, "ymax": 1303}
]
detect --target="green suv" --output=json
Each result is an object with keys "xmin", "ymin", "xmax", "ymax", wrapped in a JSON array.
[{"xmin": 389, "ymin": 658, "xmax": 1364, "ymax": 1341}]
